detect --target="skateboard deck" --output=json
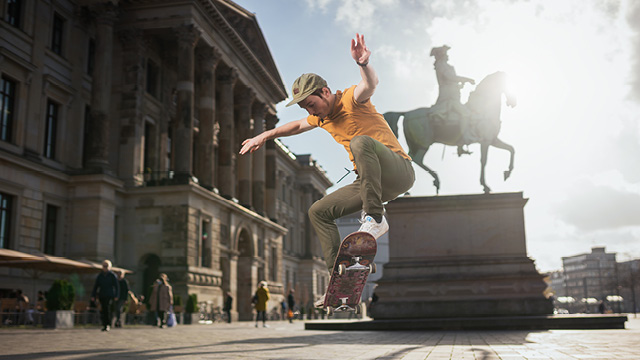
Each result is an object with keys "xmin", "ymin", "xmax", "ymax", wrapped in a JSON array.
[{"xmin": 323, "ymin": 231, "xmax": 377, "ymax": 313}]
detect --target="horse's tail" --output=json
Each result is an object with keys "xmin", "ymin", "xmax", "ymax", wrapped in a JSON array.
[{"xmin": 383, "ymin": 112, "xmax": 403, "ymax": 138}]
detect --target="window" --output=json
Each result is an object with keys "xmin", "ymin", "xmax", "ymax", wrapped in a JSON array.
[
  {"xmin": 0, "ymin": 76, "xmax": 16, "ymax": 142},
  {"xmin": 51, "ymin": 13, "xmax": 65, "ymax": 55},
  {"xmin": 0, "ymin": 192, "xmax": 12, "ymax": 249},
  {"xmin": 44, "ymin": 100, "xmax": 58, "ymax": 159},
  {"xmin": 5, "ymin": 0, "xmax": 22, "ymax": 28},
  {"xmin": 44, "ymin": 205, "xmax": 58, "ymax": 255},
  {"xmin": 200, "ymin": 219, "xmax": 211, "ymax": 268},
  {"xmin": 87, "ymin": 38, "xmax": 95, "ymax": 75},
  {"xmin": 82, "ymin": 105, "xmax": 91, "ymax": 167},
  {"xmin": 146, "ymin": 59, "xmax": 160, "ymax": 98}
]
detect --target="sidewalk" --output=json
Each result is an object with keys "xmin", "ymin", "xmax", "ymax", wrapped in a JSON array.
[{"xmin": 1, "ymin": 316, "xmax": 638, "ymax": 359}]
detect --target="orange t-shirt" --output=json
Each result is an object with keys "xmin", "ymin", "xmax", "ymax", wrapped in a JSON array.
[{"xmin": 306, "ymin": 86, "xmax": 411, "ymax": 169}]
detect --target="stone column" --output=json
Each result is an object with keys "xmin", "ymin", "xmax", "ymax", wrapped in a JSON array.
[
  {"xmin": 173, "ymin": 24, "xmax": 200, "ymax": 182},
  {"xmin": 195, "ymin": 46, "xmax": 220, "ymax": 190},
  {"xmin": 235, "ymin": 86, "xmax": 254, "ymax": 208},
  {"xmin": 85, "ymin": 3, "xmax": 118, "ymax": 172},
  {"xmin": 216, "ymin": 65, "xmax": 237, "ymax": 199},
  {"xmin": 251, "ymin": 103, "xmax": 267, "ymax": 215},
  {"xmin": 117, "ymin": 28, "xmax": 146, "ymax": 186},
  {"xmin": 265, "ymin": 114, "xmax": 279, "ymax": 219}
]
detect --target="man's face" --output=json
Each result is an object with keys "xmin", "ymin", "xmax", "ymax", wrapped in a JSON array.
[
  {"xmin": 298, "ymin": 89, "xmax": 331, "ymax": 118},
  {"xmin": 102, "ymin": 263, "xmax": 109, "ymax": 272}
]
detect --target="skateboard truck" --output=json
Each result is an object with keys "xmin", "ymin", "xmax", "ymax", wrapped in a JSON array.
[
  {"xmin": 346, "ymin": 256, "xmax": 367, "ymax": 271},
  {"xmin": 334, "ymin": 297, "xmax": 355, "ymax": 312}
]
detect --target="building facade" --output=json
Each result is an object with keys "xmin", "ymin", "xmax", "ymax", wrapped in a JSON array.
[{"xmin": 0, "ymin": 0, "xmax": 330, "ymax": 321}]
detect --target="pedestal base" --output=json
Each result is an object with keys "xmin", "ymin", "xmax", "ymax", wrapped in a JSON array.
[{"xmin": 372, "ymin": 193, "xmax": 552, "ymax": 320}]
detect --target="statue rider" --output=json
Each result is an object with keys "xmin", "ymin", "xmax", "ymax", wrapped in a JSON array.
[{"xmin": 430, "ymin": 45, "xmax": 476, "ymax": 155}]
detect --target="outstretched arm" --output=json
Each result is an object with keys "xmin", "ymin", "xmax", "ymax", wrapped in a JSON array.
[
  {"xmin": 239, "ymin": 118, "xmax": 314, "ymax": 155},
  {"xmin": 351, "ymin": 33, "xmax": 379, "ymax": 103}
]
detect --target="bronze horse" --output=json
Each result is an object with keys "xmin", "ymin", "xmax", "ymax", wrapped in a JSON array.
[{"xmin": 384, "ymin": 71, "xmax": 517, "ymax": 194}]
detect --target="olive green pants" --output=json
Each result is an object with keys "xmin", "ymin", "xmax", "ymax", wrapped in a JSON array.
[{"xmin": 308, "ymin": 135, "xmax": 415, "ymax": 271}]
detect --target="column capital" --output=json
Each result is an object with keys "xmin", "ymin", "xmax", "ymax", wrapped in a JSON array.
[
  {"xmin": 236, "ymin": 86, "xmax": 255, "ymax": 107},
  {"xmin": 265, "ymin": 114, "xmax": 279, "ymax": 130},
  {"xmin": 174, "ymin": 24, "xmax": 201, "ymax": 49},
  {"xmin": 252, "ymin": 102, "xmax": 267, "ymax": 119},
  {"xmin": 89, "ymin": 2, "xmax": 119, "ymax": 26},
  {"xmin": 217, "ymin": 65, "xmax": 238, "ymax": 86},
  {"xmin": 196, "ymin": 46, "xmax": 221, "ymax": 68},
  {"xmin": 117, "ymin": 28, "xmax": 145, "ymax": 51}
]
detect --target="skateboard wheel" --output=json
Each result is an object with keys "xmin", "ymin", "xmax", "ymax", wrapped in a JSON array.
[
  {"xmin": 326, "ymin": 307, "xmax": 334, "ymax": 316},
  {"xmin": 338, "ymin": 264, "xmax": 346, "ymax": 276},
  {"xmin": 369, "ymin": 263, "xmax": 377, "ymax": 274}
]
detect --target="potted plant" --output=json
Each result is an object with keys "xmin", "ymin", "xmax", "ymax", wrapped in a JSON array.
[
  {"xmin": 44, "ymin": 279, "xmax": 75, "ymax": 328},
  {"xmin": 184, "ymin": 293, "xmax": 199, "ymax": 324}
]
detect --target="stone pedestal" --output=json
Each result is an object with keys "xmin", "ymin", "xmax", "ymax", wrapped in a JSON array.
[{"xmin": 372, "ymin": 192, "xmax": 552, "ymax": 319}]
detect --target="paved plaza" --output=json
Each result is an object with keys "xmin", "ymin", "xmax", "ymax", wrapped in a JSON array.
[{"xmin": 0, "ymin": 316, "xmax": 638, "ymax": 359}]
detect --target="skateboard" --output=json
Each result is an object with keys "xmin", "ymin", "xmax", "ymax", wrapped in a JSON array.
[{"xmin": 323, "ymin": 231, "xmax": 377, "ymax": 315}]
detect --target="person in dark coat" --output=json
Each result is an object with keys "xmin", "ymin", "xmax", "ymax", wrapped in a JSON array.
[
  {"xmin": 91, "ymin": 260, "xmax": 120, "ymax": 331},
  {"xmin": 287, "ymin": 289, "xmax": 296, "ymax": 323},
  {"xmin": 114, "ymin": 270, "xmax": 131, "ymax": 328},
  {"xmin": 223, "ymin": 292, "xmax": 233, "ymax": 323}
]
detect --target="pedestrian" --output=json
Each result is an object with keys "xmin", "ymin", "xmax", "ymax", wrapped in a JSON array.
[
  {"xmin": 149, "ymin": 273, "xmax": 173, "ymax": 328},
  {"xmin": 114, "ymin": 270, "xmax": 131, "ymax": 328},
  {"xmin": 223, "ymin": 291, "xmax": 232, "ymax": 323},
  {"xmin": 254, "ymin": 281, "xmax": 270, "ymax": 328},
  {"xmin": 287, "ymin": 289, "xmax": 295, "ymax": 323},
  {"xmin": 90, "ymin": 260, "xmax": 120, "ymax": 331},
  {"xmin": 240, "ymin": 33, "xmax": 415, "ymax": 308},
  {"xmin": 598, "ymin": 300, "xmax": 606, "ymax": 314}
]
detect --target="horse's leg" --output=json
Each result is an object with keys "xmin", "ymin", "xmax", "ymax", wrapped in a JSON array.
[
  {"xmin": 480, "ymin": 143, "xmax": 491, "ymax": 194},
  {"xmin": 410, "ymin": 146, "xmax": 441, "ymax": 194},
  {"xmin": 491, "ymin": 137, "xmax": 515, "ymax": 180}
]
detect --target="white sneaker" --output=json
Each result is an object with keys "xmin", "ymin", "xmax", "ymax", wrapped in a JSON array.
[
  {"xmin": 314, "ymin": 293, "xmax": 326, "ymax": 309},
  {"xmin": 358, "ymin": 213, "xmax": 389, "ymax": 239}
]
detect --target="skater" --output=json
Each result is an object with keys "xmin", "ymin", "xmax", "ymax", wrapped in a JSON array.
[{"xmin": 240, "ymin": 33, "xmax": 414, "ymax": 307}]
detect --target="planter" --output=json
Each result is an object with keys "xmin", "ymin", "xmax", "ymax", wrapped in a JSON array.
[
  {"xmin": 183, "ymin": 313, "xmax": 200, "ymax": 324},
  {"xmin": 44, "ymin": 310, "xmax": 74, "ymax": 329}
]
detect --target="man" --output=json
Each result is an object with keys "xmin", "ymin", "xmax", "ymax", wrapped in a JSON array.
[
  {"xmin": 430, "ymin": 45, "xmax": 476, "ymax": 154},
  {"xmin": 287, "ymin": 289, "xmax": 295, "ymax": 323},
  {"xmin": 223, "ymin": 291, "xmax": 232, "ymax": 323},
  {"xmin": 113, "ymin": 271, "xmax": 131, "ymax": 328},
  {"xmin": 254, "ymin": 281, "xmax": 270, "ymax": 328},
  {"xmin": 91, "ymin": 260, "xmax": 119, "ymax": 331},
  {"xmin": 240, "ymin": 34, "xmax": 415, "ymax": 307}
]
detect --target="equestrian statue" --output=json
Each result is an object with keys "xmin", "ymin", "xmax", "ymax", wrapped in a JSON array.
[{"xmin": 384, "ymin": 45, "xmax": 517, "ymax": 194}]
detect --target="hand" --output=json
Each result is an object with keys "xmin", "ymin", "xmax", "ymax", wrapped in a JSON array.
[
  {"xmin": 351, "ymin": 33, "xmax": 371, "ymax": 65},
  {"xmin": 239, "ymin": 135, "xmax": 265, "ymax": 155}
]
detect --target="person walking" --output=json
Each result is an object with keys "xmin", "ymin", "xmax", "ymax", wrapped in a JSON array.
[
  {"xmin": 149, "ymin": 273, "xmax": 173, "ymax": 328},
  {"xmin": 254, "ymin": 281, "xmax": 270, "ymax": 328},
  {"xmin": 240, "ymin": 33, "xmax": 415, "ymax": 308},
  {"xmin": 223, "ymin": 292, "xmax": 232, "ymax": 323},
  {"xmin": 114, "ymin": 270, "xmax": 131, "ymax": 328},
  {"xmin": 287, "ymin": 289, "xmax": 296, "ymax": 323},
  {"xmin": 91, "ymin": 260, "xmax": 120, "ymax": 331}
]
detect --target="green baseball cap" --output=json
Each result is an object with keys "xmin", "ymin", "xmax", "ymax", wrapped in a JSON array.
[{"xmin": 286, "ymin": 73, "xmax": 327, "ymax": 107}]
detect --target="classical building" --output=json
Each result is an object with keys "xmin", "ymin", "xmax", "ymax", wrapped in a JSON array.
[{"xmin": 0, "ymin": 0, "xmax": 330, "ymax": 321}]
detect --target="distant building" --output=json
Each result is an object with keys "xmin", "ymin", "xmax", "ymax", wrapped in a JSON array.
[
  {"xmin": 617, "ymin": 259, "xmax": 640, "ymax": 314},
  {"xmin": 561, "ymin": 247, "xmax": 617, "ymax": 311},
  {"xmin": 0, "ymin": 0, "xmax": 330, "ymax": 321}
]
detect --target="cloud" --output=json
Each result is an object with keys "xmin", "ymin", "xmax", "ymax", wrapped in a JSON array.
[
  {"xmin": 627, "ymin": 0, "xmax": 640, "ymax": 102},
  {"xmin": 555, "ymin": 181, "xmax": 640, "ymax": 232}
]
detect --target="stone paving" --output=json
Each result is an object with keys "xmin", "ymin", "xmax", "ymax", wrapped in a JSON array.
[{"xmin": 0, "ymin": 316, "xmax": 638, "ymax": 359}]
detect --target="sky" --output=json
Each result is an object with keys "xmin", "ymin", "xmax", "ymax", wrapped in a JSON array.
[{"xmin": 233, "ymin": 0, "xmax": 640, "ymax": 272}]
